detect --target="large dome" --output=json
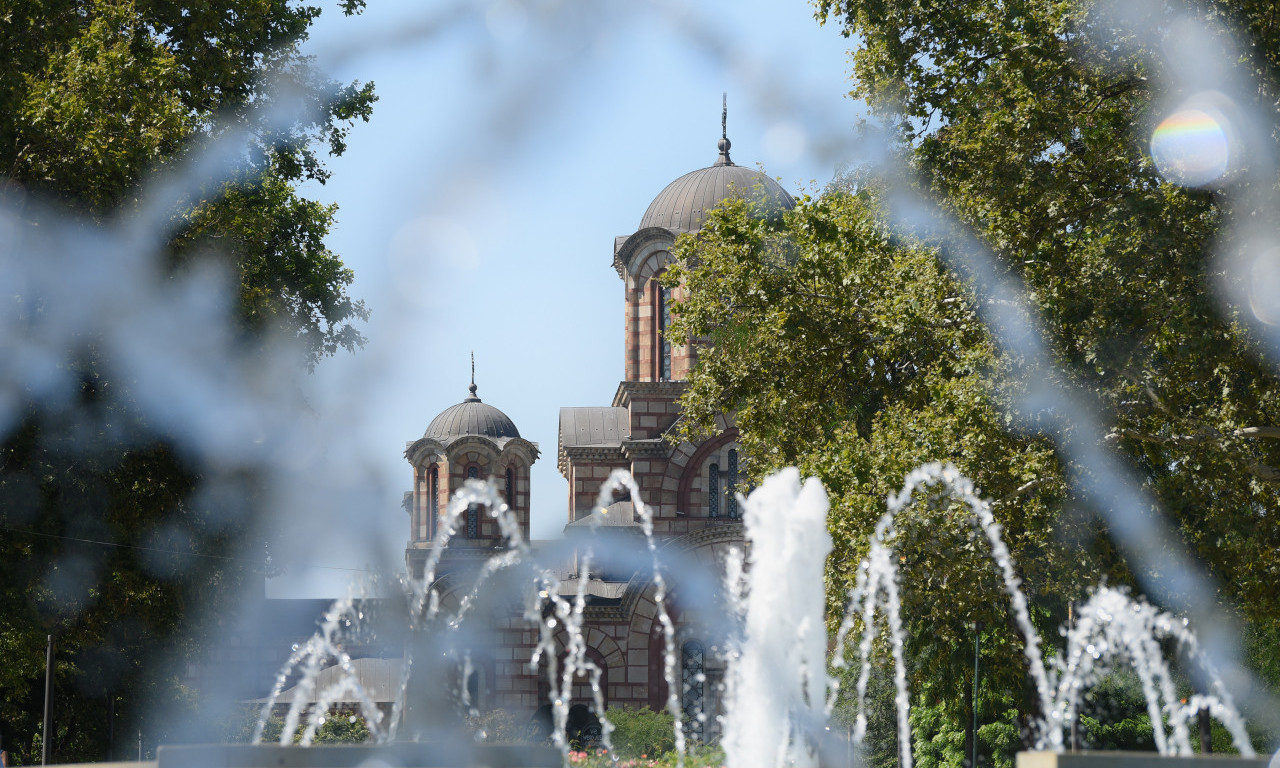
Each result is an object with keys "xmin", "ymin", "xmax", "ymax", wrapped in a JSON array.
[
  {"xmin": 423, "ymin": 383, "xmax": 520, "ymax": 441},
  {"xmin": 638, "ymin": 138, "xmax": 795, "ymax": 234}
]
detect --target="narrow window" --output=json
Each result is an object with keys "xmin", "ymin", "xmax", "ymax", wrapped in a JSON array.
[
  {"xmin": 505, "ymin": 467, "xmax": 515, "ymax": 512},
  {"xmin": 658, "ymin": 281, "xmax": 672, "ymax": 381},
  {"xmin": 466, "ymin": 465, "xmax": 480, "ymax": 538},
  {"xmin": 708, "ymin": 462, "xmax": 720, "ymax": 518},
  {"xmin": 726, "ymin": 449, "xmax": 739, "ymax": 519},
  {"xmin": 682, "ymin": 640, "xmax": 705, "ymax": 742},
  {"xmin": 428, "ymin": 465, "xmax": 439, "ymax": 539}
]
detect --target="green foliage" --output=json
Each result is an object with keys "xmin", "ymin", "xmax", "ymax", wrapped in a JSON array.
[
  {"xmin": 908, "ymin": 699, "xmax": 1022, "ymax": 768},
  {"xmin": 808, "ymin": 0, "xmax": 1280, "ymax": 635},
  {"xmin": 565, "ymin": 744, "xmax": 725, "ymax": 768},
  {"xmin": 671, "ymin": 0, "xmax": 1280, "ymax": 753},
  {"xmin": 0, "ymin": 0, "xmax": 375, "ymax": 763},
  {"xmin": 910, "ymin": 702, "xmax": 967, "ymax": 768},
  {"xmin": 670, "ymin": 192, "xmax": 1103, "ymax": 728},
  {"xmin": 310, "ymin": 713, "xmax": 372, "ymax": 744},
  {"xmin": 219, "ymin": 708, "xmax": 371, "ymax": 745},
  {"xmin": 830, "ymin": 662, "xmax": 900, "ymax": 768},
  {"xmin": 604, "ymin": 706, "xmax": 676, "ymax": 759},
  {"xmin": 12, "ymin": 1, "xmax": 190, "ymax": 211},
  {"xmin": 3, "ymin": 0, "xmax": 374, "ymax": 360},
  {"xmin": 1075, "ymin": 671, "xmax": 1156, "ymax": 752},
  {"xmin": 464, "ymin": 708, "xmax": 529, "ymax": 744}
]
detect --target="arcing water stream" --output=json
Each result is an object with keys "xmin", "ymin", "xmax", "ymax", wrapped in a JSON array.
[{"xmin": 256, "ymin": 464, "xmax": 1258, "ymax": 765}]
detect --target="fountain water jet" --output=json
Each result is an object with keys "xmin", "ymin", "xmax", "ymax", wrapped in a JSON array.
[
  {"xmin": 240, "ymin": 463, "xmax": 1262, "ymax": 768},
  {"xmin": 722, "ymin": 468, "xmax": 832, "ymax": 768}
]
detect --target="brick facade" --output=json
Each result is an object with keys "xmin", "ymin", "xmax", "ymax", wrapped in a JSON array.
[{"xmin": 403, "ymin": 137, "xmax": 794, "ymax": 731}]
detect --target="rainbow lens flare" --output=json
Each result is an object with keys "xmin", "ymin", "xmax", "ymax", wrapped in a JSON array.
[{"xmin": 1150, "ymin": 107, "xmax": 1232, "ymax": 187}]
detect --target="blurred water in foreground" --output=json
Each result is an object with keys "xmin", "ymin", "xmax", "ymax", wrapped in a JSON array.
[{"xmin": 3, "ymin": 0, "xmax": 1280, "ymax": 757}]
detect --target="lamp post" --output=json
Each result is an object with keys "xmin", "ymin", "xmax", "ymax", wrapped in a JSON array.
[
  {"xmin": 972, "ymin": 621, "xmax": 983, "ymax": 768},
  {"xmin": 1068, "ymin": 602, "xmax": 1080, "ymax": 751},
  {"xmin": 42, "ymin": 635, "xmax": 54, "ymax": 766}
]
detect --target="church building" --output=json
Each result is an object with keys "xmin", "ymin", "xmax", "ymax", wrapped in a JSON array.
[{"xmin": 402, "ymin": 124, "xmax": 795, "ymax": 739}]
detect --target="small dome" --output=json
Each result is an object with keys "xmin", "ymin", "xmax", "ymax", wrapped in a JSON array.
[
  {"xmin": 639, "ymin": 143, "xmax": 795, "ymax": 234},
  {"xmin": 423, "ymin": 383, "xmax": 520, "ymax": 441}
]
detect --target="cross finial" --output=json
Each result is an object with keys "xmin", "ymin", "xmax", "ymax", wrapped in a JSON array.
[
  {"xmin": 716, "ymin": 93, "xmax": 733, "ymax": 166},
  {"xmin": 468, "ymin": 352, "xmax": 479, "ymax": 400}
]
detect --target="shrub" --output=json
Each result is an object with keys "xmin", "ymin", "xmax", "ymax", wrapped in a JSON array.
[
  {"xmin": 605, "ymin": 706, "xmax": 676, "ymax": 758},
  {"xmin": 465, "ymin": 708, "xmax": 529, "ymax": 743}
]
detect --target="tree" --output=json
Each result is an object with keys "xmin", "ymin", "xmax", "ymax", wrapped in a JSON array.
[
  {"xmin": 666, "ymin": 192, "xmax": 1116, "ymax": 752},
  {"xmin": 668, "ymin": 0, "xmax": 1280, "ymax": 761},
  {"xmin": 0, "ymin": 1, "xmax": 374, "ymax": 762},
  {"xmin": 809, "ymin": 0, "xmax": 1280, "ymax": 632}
]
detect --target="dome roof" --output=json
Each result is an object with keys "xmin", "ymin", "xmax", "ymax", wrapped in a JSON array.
[
  {"xmin": 423, "ymin": 382, "xmax": 520, "ymax": 441},
  {"xmin": 639, "ymin": 137, "xmax": 795, "ymax": 234}
]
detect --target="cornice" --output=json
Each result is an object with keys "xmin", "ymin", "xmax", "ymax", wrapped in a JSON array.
[
  {"xmin": 612, "ymin": 226, "xmax": 675, "ymax": 280},
  {"xmin": 404, "ymin": 437, "xmax": 446, "ymax": 466},
  {"xmin": 612, "ymin": 380, "xmax": 688, "ymax": 407},
  {"xmin": 558, "ymin": 444, "xmax": 628, "ymax": 477},
  {"xmin": 621, "ymin": 439, "xmax": 671, "ymax": 460}
]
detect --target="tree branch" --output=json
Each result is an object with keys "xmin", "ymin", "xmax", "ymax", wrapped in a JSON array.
[
  {"xmin": 1105, "ymin": 428, "xmax": 1280, "ymax": 483},
  {"xmin": 996, "ymin": 477, "xmax": 1051, "ymax": 505},
  {"xmin": 1251, "ymin": 463, "xmax": 1280, "ymax": 483},
  {"xmin": 1105, "ymin": 426, "xmax": 1280, "ymax": 446}
]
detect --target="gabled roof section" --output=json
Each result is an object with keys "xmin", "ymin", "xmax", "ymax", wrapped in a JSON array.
[
  {"xmin": 559, "ymin": 406, "xmax": 629, "ymax": 449},
  {"xmin": 565, "ymin": 501, "xmax": 639, "ymax": 528},
  {"xmin": 557, "ymin": 406, "xmax": 630, "ymax": 477}
]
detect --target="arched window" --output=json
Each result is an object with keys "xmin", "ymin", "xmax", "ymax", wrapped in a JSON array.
[
  {"xmin": 707, "ymin": 462, "xmax": 720, "ymax": 518},
  {"xmin": 682, "ymin": 640, "xmax": 705, "ymax": 742},
  {"xmin": 726, "ymin": 449, "xmax": 739, "ymax": 519},
  {"xmin": 428, "ymin": 464, "xmax": 439, "ymax": 539},
  {"xmin": 656, "ymin": 279, "xmax": 672, "ymax": 381},
  {"xmin": 505, "ymin": 467, "xmax": 515, "ymax": 512},
  {"xmin": 464, "ymin": 662, "xmax": 486, "ymax": 710},
  {"xmin": 466, "ymin": 465, "xmax": 480, "ymax": 538}
]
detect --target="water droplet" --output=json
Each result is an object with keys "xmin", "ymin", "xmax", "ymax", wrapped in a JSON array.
[
  {"xmin": 547, "ymin": 618, "xmax": 557, "ymax": 628},
  {"xmin": 291, "ymin": 643, "xmax": 299, "ymax": 651}
]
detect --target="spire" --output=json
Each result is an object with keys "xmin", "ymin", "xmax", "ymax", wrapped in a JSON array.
[
  {"xmin": 715, "ymin": 92, "xmax": 733, "ymax": 166},
  {"xmin": 467, "ymin": 351, "xmax": 479, "ymax": 401}
]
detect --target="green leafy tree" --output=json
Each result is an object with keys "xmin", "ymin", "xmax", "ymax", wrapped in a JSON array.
[
  {"xmin": 809, "ymin": 0, "xmax": 1280, "ymax": 631},
  {"xmin": 0, "ymin": 0, "xmax": 374, "ymax": 763},
  {"xmin": 667, "ymin": 191, "xmax": 1115, "ymax": 749},
  {"xmin": 669, "ymin": 0, "xmax": 1280, "ymax": 762}
]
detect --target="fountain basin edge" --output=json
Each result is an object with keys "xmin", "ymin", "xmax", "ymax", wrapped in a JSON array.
[
  {"xmin": 152, "ymin": 743, "xmax": 562, "ymax": 768},
  {"xmin": 1018, "ymin": 751, "xmax": 1274, "ymax": 768}
]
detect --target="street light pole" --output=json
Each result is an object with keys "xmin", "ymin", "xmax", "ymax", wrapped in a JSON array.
[
  {"xmin": 1069, "ymin": 602, "xmax": 1080, "ymax": 751},
  {"xmin": 972, "ymin": 621, "xmax": 983, "ymax": 768},
  {"xmin": 42, "ymin": 634, "xmax": 54, "ymax": 766}
]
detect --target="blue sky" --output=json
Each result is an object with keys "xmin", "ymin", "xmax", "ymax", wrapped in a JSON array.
[{"xmin": 273, "ymin": 0, "xmax": 866, "ymax": 595}]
